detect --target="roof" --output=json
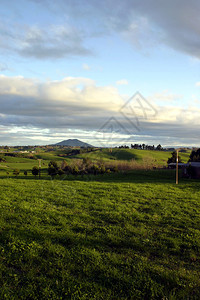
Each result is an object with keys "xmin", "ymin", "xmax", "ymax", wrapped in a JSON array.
[
  {"xmin": 168, "ymin": 163, "xmax": 186, "ymax": 166},
  {"xmin": 184, "ymin": 162, "xmax": 200, "ymax": 167}
]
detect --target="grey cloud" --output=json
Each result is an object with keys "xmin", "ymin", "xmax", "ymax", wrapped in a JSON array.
[
  {"xmin": 30, "ymin": 0, "xmax": 200, "ymax": 59},
  {"xmin": 0, "ymin": 63, "xmax": 8, "ymax": 71},
  {"xmin": 0, "ymin": 92, "xmax": 199, "ymax": 145},
  {"xmin": 132, "ymin": 0, "xmax": 200, "ymax": 58},
  {"xmin": 0, "ymin": 21, "xmax": 92, "ymax": 59},
  {"xmin": 0, "ymin": 75, "xmax": 199, "ymax": 146},
  {"xmin": 2, "ymin": 0, "xmax": 200, "ymax": 59},
  {"xmin": 19, "ymin": 26, "xmax": 91, "ymax": 59}
]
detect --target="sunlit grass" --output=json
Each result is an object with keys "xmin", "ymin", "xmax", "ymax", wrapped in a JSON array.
[{"xmin": 0, "ymin": 170, "xmax": 200, "ymax": 299}]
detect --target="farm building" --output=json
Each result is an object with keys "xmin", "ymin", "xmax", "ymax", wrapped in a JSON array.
[
  {"xmin": 168, "ymin": 163, "xmax": 185, "ymax": 169},
  {"xmin": 168, "ymin": 162, "xmax": 200, "ymax": 179},
  {"xmin": 182, "ymin": 162, "xmax": 200, "ymax": 179}
]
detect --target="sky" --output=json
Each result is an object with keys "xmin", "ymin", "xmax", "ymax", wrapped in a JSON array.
[{"xmin": 0, "ymin": 0, "xmax": 200, "ymax": 147}]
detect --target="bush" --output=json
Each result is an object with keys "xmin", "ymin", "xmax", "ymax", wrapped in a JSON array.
[
  {"xmin": 48, "ymin": 165, "xmax": 57, "ymax": 177},
  {"xmin": 112, "ymin": 166, "xmax": 118, "ymax": 173},
  {"xmin": 63, "ymin": 164, "xmax": 72, "ymax": 174},
  {"xmin": 90, "ymin": 164, "xmax": 100, "ymax": 175},
  {"xmin": 58, "ymin": 168, "xmax": 65, "ymax": 176},
  {"xmin": 60, "ymin": 160, "xmax": 68, "ymax": 170},
  {"xmin": 72, "ymin": 165, "xmax": 79, "ymax": 175},
  {"xmin": 100, "ymin": 164, "xmax": 106, "ymax": 174},
  {"xmin": 83, "ymin": 157, "xmax": 92, "ymax": 167},
  {"xmin": 13, "ymin": 169, "xmax": 20, "ymax": 177},
  {"xmin": 0, "ymin": 156, "xmax": 6, "ymax": 162},
  {"xmin": 32, "ymin": 166, "xmax": 39, "ymax": 177},
  {"xmin": 48, "ymin": 160, "xmax": 58, "ymax": 169},
  {"xmin": 48, "ymin": 160, "xmax": 59, "ymax": 177}
]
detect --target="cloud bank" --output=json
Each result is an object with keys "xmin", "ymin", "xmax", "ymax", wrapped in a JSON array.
[
  {"xmin": 0, "ymin": 75, "xmax": 199, "ymax": 146},
  {"xmin": 1, "ymin": 0, "xmax": 200, "ymax": 60},
  {"xmin": 29, "ymin": 0, "xmax": 200, "ymax": 59}
]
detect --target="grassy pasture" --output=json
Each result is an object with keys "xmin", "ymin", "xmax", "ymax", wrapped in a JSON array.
[
  {"xmin": 0, "ymin": 148, "xmax": 191, "ymax": 177},
  {"xmin": 74, "ymin": 148, "xmax": 190, "ymax": 166},
  {"xmin": 0, "ymin": 169, "xmax": 200, "ymax": 299}
]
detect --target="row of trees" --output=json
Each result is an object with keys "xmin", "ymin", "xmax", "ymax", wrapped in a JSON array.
[
  {"xmin": 47, "ymin": 159, "xmax": 118, "ymax": 177},
  {"xmin": 131, "ymin": 144, "xmax": 163, "ymax": 150},
  {"xmin": 12, "ymin": 159, "xmax": 118, "ymax": 178},
  {"xmin": 118, "ymin": 144, "xmax": 163, "ymax": 150}
]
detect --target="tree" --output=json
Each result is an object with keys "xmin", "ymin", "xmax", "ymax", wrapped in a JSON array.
[
  {"xmin": 48, "ymin": 166, "xmax": 57, "ymax": 177},
  {"xmin": 48, "ymin": 160, "xmax": 59, "ymax": 178},
  {"xmin": 167, "ymin": 151, "xmax": 182, "ymax": 164},
  {"xmin": 156, "ymin": 144, "xmax": 162, "ymax": 151},
  {"xmin": 48, "ymin": 160, "xmax": 58, "ymax": 169},
  {"xmin": 13, "ymin": 169, "xmax": 20, "ymax": 177},
  {"xmin": 189, "ymin": 149, "xmax": 200, "ymax": 162},
  {"xmin": 32, "ymin": 166, "xmax": 39, "ymax": 177}
]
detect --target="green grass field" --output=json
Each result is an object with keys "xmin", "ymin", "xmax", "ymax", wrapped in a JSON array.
[
  {"xmin": 0, "ymin": 169, "xmax": 200, "ymax": 299},
  {"xmin": 0, "ymin": 148, "xmax": 191, "ymax": 177}
]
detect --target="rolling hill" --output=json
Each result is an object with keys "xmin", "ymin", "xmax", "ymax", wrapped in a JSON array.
[{"xmin": 54, "ymin": 139, "xmax": 94, "ymax": 147}]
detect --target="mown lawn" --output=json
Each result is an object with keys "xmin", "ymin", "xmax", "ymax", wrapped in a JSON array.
[{"xmin": 0, "ymin": 170, "xmax": 200, "ymax": 299}]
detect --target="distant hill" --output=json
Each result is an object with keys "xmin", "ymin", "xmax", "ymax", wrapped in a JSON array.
[{"xmin": 54, "ymin": 139, "xmax": 94, "ymax": 148}]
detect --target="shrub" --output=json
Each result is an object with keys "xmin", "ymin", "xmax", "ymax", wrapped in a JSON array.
[
  {"xmin": 48, "ymin": 165, "xmax": 57, "ymax": 177},
  {"xmin": 58, "ymin": 169, "xmax": 65, "ymax": 176},
  {"xmin": 72, "ymin": 165, "xmax": 79, "ymax": 175},
  {"xmin": 60, "ymin": 160, "xmax": 68, "ymax": 170},
  {"xmin": 48, "ymin": 160, "xmax": 59, "ymax": 177},
  {"xmin": 13, "ymin": 169, "xmax": 20, "ymax": 177},
  {"xmin": 100, "ymin": 164, "xmax": 106, "ymax": 174},
  {"xmin": 83, "ymin": 157, "xmax": 92, "ymax": 166},
  {"xmin": 48, "ymin": 160, "xmax": 58, "ymax": 169},
  {"xmin": 112, "ymin": 166, "xmax": 119, "ymax": 173},
  {"xmin": 63, "ymin": 164, "xmax": 72, "ymax": 174},
  {"xmin": 32, "ymin": 166, "xmax": 39, "ymax": 177},
  {"xmin": 90, "ymin": 164, "xmax": 100, "ymax": 175}
]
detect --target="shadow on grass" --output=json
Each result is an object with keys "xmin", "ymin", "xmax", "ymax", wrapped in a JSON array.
[{"xmin": 1, "ymin": 169, "xmax": 200, "ymax": 187}]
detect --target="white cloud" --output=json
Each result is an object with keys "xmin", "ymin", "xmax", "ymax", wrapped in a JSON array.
[
  {"xmin": 82, "ymin": 63, "xmax": 91, "ymax": 70},
  {"xmin": 196, "ymin": 82, "xmax": 200, "ymax": 87},
  {"xmin": 0, "ymin": 75, "xmax": 124, "ymax": 121},
  {"xmin": 148, "ymin": 91, "xmax": 183, "ymax": 105},
  {"xmin": 116, "ymin": 79, "xmax": 128, "ymax": 85},
  {"xmin": 0, "ymin": 74, "xmax": 199, "ymax": 146}
]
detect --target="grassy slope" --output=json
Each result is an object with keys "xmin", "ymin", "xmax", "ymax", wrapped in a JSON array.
[
  {"xmin": 75, "ymin": 149, "xmax": 190, "ymax": 166},
  {"xmin": 0, "ymin": 149, "xmax": 191, "ymax": 176},
  {"xmin": 0, "ymin": 170, "xmax": 200, "ymax": 299}
]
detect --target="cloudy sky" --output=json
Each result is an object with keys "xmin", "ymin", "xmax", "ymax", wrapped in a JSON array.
[{"xmin": 0, "ymin": 0, "xmax": 200, "ymax": 147}]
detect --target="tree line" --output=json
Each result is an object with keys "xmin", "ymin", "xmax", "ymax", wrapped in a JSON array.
[{"xmin": 118, "ymin": 144, "xmax": 163, "ymax": 150}]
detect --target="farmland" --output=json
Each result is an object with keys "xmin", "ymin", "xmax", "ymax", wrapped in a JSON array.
[
  {"xmin": 0, "ymin": 148, "xmax": 191, "ymax": 178},
  {"xmin": 1, "ymin": 148, "xmax": 200, "ymax": 299}
]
